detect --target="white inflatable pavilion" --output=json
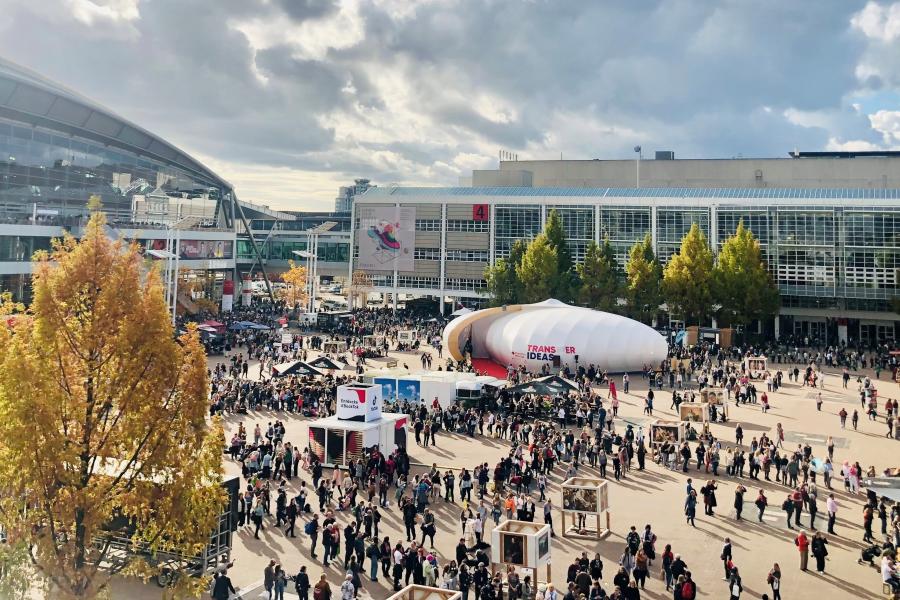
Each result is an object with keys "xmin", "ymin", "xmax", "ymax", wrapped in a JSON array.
[{"xmin": 442, "ymin": 299, "xmax": 668, "ymax": 372}]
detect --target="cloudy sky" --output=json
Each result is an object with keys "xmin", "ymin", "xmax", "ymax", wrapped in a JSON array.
[{"xmin": 1, "ymin": 0, "xmax": 899, "ymax": 209}]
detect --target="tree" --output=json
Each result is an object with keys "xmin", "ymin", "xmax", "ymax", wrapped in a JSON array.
[
  {"xmin": 0, "ymin": 211, "xmax": 225, "ymax": 600},
  {"xmin": 662, "ymin": 222, "xmax": 715, "ymax": 325},
  {"xmin": 544, "ymin": 209, "xmax": 575, "ymax": 301},
  {"xmin": 577, "ymin": 238, "xmax": 620, "ymax": 312},
  {"xmin": 516, "ymin": 233, "xmax": 558, "ymax": 303},
  {"xmin": 279, "ymin": 259, "xmax": 309, "ymax": 310},
  {"xmin": 624, "ymin": 234, "xmax": 662, "ymax": 324},
  {"xmin": 713, "ymin": 220, "xmax": 780, "ymax": 327},
  {"xmin": 484, "ymin": 239, "xmax": 526, "ymax": 306}
]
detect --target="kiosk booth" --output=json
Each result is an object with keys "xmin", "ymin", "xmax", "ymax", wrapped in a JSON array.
[
  {"xmin": 649, "ymin": 420, "xmax": 685, "ymax": 447},
  {"xmin": 560, "ymin": 477, "xmax": 610, "ymax": 539},
  {"xmin": 363, "ymin": 335, "xmax": 384, "ymax": 348},
  {"xmin": 398, "ymin": 330, "xmax": 418, "ymax": 343},
  {"xmin": 490, "ymin": 520, "xmax": 552, "ymax": 583},
  {"xmin": 744, "ymin": 356, "xmax": 768, "ymax": 379},
  {"xmin": 307, "ymin": 383, "xmax": 407, "ymax": 468},
  {"xmin": 679, "ymin": 403, "xmax": 708, "ymax": 424},
  {"xmin": 323, "ymin": 340, "xmax": 348, "ymax": 354}
]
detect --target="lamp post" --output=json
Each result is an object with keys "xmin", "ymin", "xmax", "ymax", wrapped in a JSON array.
[
  {"xmin": 634, "ymin": 145, "xmax": 642, "ymax": 188},
  {"xmin": 291, "ymin": 250, "xmax": 316, "ymax": 313}
]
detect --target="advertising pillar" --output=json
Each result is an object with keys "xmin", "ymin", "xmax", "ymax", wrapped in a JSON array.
[{"xmin": 222, "ymin": 279, "xmax": 234, "ymax": 313}]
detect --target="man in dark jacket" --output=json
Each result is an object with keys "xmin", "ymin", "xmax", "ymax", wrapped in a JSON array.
[
  {"xmin": 211, "ymin": 571, "xmax": 235, "ymax": 600},
  {"xmin": 294, "ymin": 565, "xmax": 310, "ymax": 600}
]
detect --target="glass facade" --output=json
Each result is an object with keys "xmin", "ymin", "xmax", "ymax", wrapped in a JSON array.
[
  {"xmin": 598, "ymin": 206, "xmax": 652, "ymax": 267},
  {"xmin": 0, "ymin": 235, "xmax": 52, "ymax": 261},
  {"xmin": 495, "ymin": 204, "xmax": 541, "ymax": 258},
  {"xmin": 236, "ymin": 238, "xmax": 350, "ymax": 263},
  {"xmin": 549, "ymin": 205, "xmax": 593, "ymax": 262},
  {"xmin": 656, "ymin": 207, "xmax": 710, "ymax": 265},
  {"xmin": 0, "ymin": 118, "xmax": 228, "ymax": 228}
]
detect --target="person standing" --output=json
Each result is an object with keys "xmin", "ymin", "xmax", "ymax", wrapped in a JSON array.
[
  {"xmin": 721, "ymin": 538, "xmax": 733, "ymax": 580},
  {"xmin": 811, "ymin": 532, "xmax": 829, "ymax": 572},
  {"xmin": 826, "ymin": 494, "xmax": 838, "ymax": 534},
  {"xmin": 544, "ymin": 500, "xmax": 555, "ymax": 536},
  {"xmin": 734, "ymin": 485, "xmax": 746, "ymax": 521},
  {"xmin": 211, "ymin": 569, "xmax": 236, "ymax": 600},
  {"xmin": 264, "ymin": 560, "xmax": 276, "ymax": 600},
  {"xmin": 767, "ymin": 563, "xmax": 782, "ymax": 600},
  {"xmin": 294, "ymin": 566, "xmax": 310, "ymax": 600},
  {"xmin": 307, "ymin": 514, "xmax": 320, "ymax": 559},
  {"xmin": 794, "ymin": 530, "xmax": 810, "ymax": 571}
]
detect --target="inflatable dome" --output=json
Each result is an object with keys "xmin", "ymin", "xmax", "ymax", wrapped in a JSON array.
[{"xmin": 442, "ymin": 299, "xmax": 668, "ymax": 373}]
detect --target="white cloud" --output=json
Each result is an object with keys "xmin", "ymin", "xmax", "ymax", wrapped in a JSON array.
[
  {"xmin": 64, "ymin": 0, "xmax": 140, "ymax": 25},
  {"xmin": 869, "ymin": 109, "xmax": 900, "ymax": 144},
  {"xmin": 850, "ymin": 1, "xmax": 900, "ymax": 41},
  {"xmin": 824, "ymin": 137, "xmax": 882, "ymax": 151}
]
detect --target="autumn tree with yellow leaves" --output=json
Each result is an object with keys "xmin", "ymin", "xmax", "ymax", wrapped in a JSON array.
[
  {"xmin": 0, "ymin": 211, "xmax": 225, "ymax": 599},
  {"xmin": 278, "ymin": 259, "xmax": 309, "ymax": 310}
]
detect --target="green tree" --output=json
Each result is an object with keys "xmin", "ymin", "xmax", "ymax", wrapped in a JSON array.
[
  {"xmin": 516, "ymin": 233, "xmax": 558, "ymax": 303},
  {"xmin": 484, "ymin": 239, "xmax": 526, "ymax": 306},
  {"xmin": 624, "ymin": 233, "xmax": 662, "ymax": 323},
  {"xmin": 544, "ymin": 209, "xmax": 576, "ymax": 301},
  {"xmin": 662, "ymin": 222, "xmax": 715, "ymax": 325},
  {"xmin": 577, "ymin": 238, "xmax": 620, "ymax": 312},
  {"xmin": 713, "ymin": 220, "xmax": 780, "ymax": 327}
]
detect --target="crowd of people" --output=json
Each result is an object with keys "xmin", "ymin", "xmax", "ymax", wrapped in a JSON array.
[{"xmin": 203, "ymin": 306, "xmax": 900, "ymax": 600}]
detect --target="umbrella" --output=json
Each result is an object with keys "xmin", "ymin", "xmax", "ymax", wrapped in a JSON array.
[
  {"xmin": 271, "ymin": 361, "xmax": 322, "ymax": 378},
  {"xmin": 228, "ymin": 323, "xmax": 249, "ymax": 331},
  {"xmin": 309, "ymin": 356, "xmax": 347, "ymax": 371},
  {"xmin": 533, "ymin": 375, "xmax": 579, "ymax": 392},
  {"xmin": 202, "ymin": 320, "xmax": 225, "ymax": 328},
  {"xmin": 198, "ymin": 325, "xmax": 218, "ymax": 333},
  {"xmin": 250, "ymin": 324, "xmax": 271, "ymax": 330}
]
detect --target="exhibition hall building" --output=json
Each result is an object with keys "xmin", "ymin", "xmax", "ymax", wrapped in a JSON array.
[{"xmin": 351, "ymin": 179, "xmax": 900, "ymax": 345}]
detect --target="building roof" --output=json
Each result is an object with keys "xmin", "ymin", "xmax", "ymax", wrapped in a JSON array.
[
  {"xmin": 0, "ymin": 57, "xmax": 230, "ymax": 189},
  {"xmin": 360, "ymin": 186, "xmax": 900, "ymax": 200}
]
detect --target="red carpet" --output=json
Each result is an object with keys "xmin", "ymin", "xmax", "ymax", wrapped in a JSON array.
[{"xmin": 470, "ymin": 357, "xmax": 508, "ymax": 379}]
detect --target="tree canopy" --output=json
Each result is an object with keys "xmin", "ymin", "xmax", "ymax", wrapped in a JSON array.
[
  {"xmin": 624, "ymin": 234, "xmax": 662, "ymax": 324},
  {"xmin": 544, "ymin": 209, "xmax": 576, "ymax": 301},
  {"xmin": 0, "ymin": 211, "xmax": 224, "ymax": 599},
  {"xmin": 713, "ymin": 220, "xmax": 780, "ymax": 326},
  {"xmin": 662, "ymin": 223, "xmax": 715, "ymax": 325},
  {"xmin": 516, "ymin": 233, "xmax": 558, "ymax": 303},
  {"xmin": 484, "ymin": 239, "xmax": 526, "ymax": 306},
  {"xmin": 279, "ymin": 259, "xmax": 309, "ymax": 310},
  {"xmin": 577, "ymin": 238, "xmax": 620, "ymax": 312}
]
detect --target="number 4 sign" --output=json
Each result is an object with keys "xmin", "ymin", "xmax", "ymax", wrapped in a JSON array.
[{"xmin": 472, "ymin": 204, "xmax": 489, "ymax": 221}]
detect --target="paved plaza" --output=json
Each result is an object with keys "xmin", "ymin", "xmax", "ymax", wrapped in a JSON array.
[{"xmin": 111, "ymin": 344, "xmax": 898, "ymax": 600}]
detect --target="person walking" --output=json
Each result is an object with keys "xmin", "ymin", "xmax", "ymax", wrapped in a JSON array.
[
  {"xmin": 264, "ymin": 560, "xmax": 276, "ymax": 600},
  {"xmin": 755, "ymin": 489, "xmax": 767, "ymax": 522},
  {"xmin": 728, "ymin": 567, "xmax": 743, "ymax": 600},
  {"xmin": 767, "ymin": 563, "xmax": 782, "ymax": 600},
  {"xmin": 685, "ymin": 490, "xmax": 697, "ymax": 527},
  {"xmin": 794, "ymin": 530, "xmax": 810, "ymax": 571}
]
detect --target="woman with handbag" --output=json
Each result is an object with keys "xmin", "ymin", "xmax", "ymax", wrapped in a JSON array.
[{"xmin": 766, "ymin": 563, "xmax": 782, "ymax": 600}]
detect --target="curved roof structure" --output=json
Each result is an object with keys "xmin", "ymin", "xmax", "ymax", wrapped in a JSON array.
[
  {"xmin": 443, "ymin": 299, "xmax": 668, "ymax": 373},
  {"xmin": 0, "ymin": 57, "xmax": 229, "ymax": 189}
]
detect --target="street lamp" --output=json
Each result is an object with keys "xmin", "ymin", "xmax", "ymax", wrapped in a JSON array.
[
  {"xmin": 292, "ymin": 249, "xmax": 316, "ymax": 313},
  {"xmin": 634, "ymin": 145, "xmax": 642, "ymax": 188}
]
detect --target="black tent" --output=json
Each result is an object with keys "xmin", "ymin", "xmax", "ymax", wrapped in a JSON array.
[
  {"xmin": 271, "ymin": 360, "xmax": 322, "ymax": 378},
  {"xmin": 308, "ymin": 356, "xmax": 348, "ymax": 371}
]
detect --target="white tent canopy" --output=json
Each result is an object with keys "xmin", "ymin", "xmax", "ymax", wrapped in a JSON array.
[{"xmin": 450, "ymin": 307, "xmax": 473, "ymax": 316}]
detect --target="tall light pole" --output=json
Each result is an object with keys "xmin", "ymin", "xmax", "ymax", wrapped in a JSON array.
[{"xmin": 634, "ymin": 145, "xmax": 642, "ymax": 188}]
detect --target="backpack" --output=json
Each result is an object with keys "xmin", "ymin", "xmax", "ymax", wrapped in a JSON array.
[
  {"xmin": 304, "ymin": 521, "xmax": 315, "ymax": 535},
  {"xmin": 681, "ymin": 580, "xmax": 695, "ymax": 599},
  {"xmin": 313, "ymin": 586, "xmax": 323, "ymax": 600}
]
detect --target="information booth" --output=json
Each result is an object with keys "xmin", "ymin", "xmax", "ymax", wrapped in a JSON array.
[{"xmin": 307, "ymin": 382, "xmax": 407, "ymax": 468}]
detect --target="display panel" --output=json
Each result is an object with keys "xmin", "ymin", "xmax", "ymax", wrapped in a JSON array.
[
  {"xmin": 326, "ymin": 429, "xmax": 346, "ymax": 466},
  {"xmin": 308, "ymin": 426, "xmax": 326, "ymax": 463}
]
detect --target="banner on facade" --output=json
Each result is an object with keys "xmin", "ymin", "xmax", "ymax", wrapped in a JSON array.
[{"xmin": 356, "ymin": 206, "xmax": 415, "ymax": 272}]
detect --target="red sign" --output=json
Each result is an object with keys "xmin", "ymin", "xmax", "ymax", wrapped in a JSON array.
[{"xmin": 472, "ymin": 204, "xmax": 489, "ymax": 221}]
